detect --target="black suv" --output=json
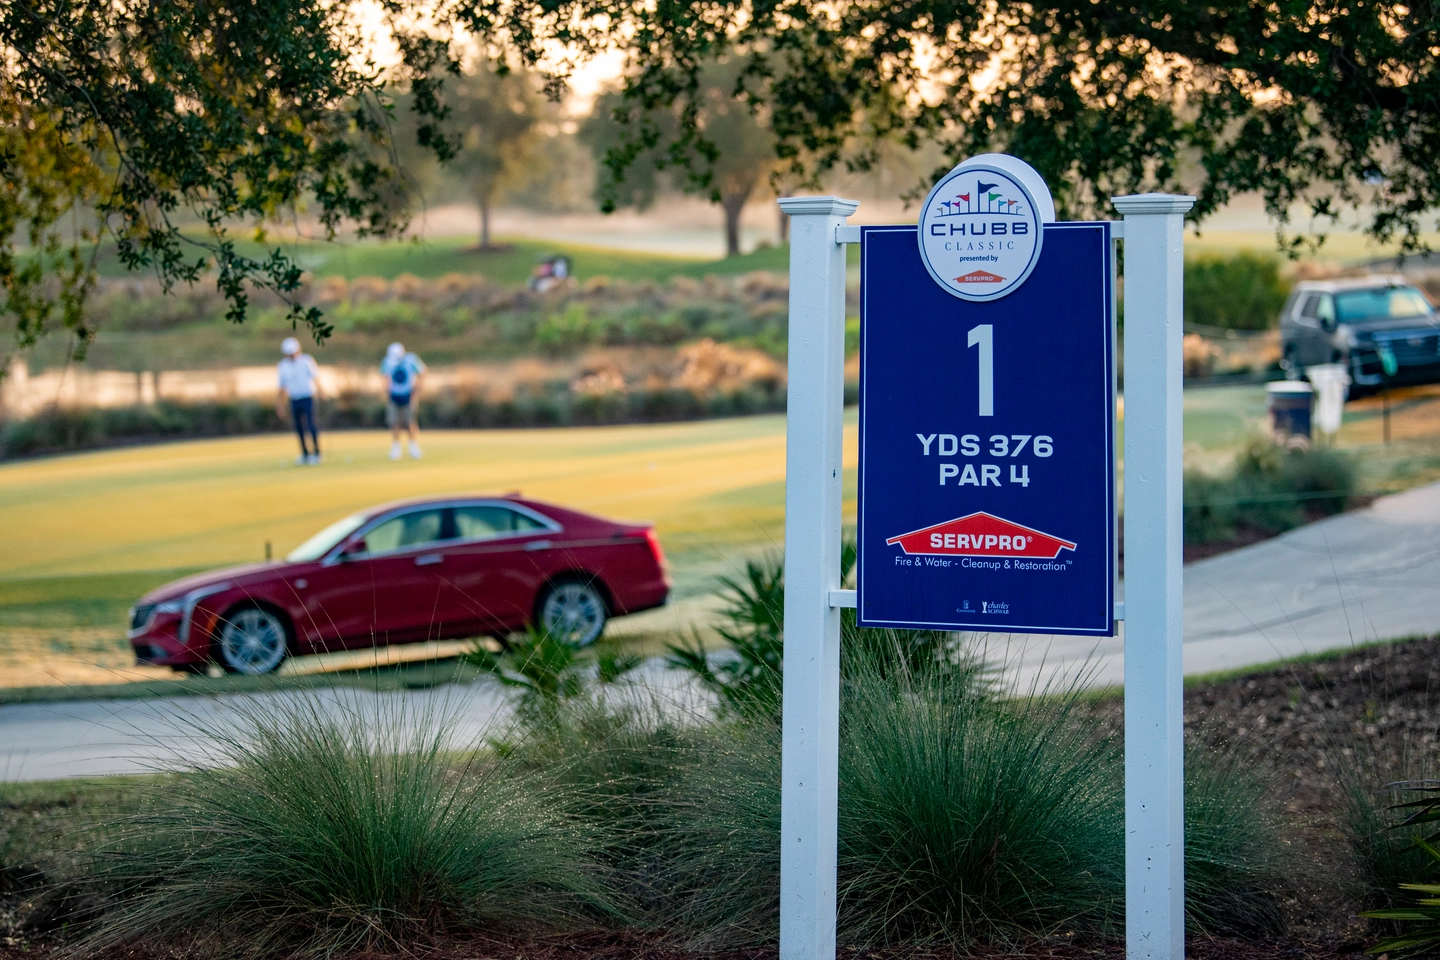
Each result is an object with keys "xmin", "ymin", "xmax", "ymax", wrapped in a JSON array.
[{"xmin": 1280, "ymin": 275, "xmax": 1440, "ymax": 395}]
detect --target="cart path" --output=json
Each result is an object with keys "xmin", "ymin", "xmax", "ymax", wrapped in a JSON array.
[
  {"xmin": 1006, "ymin": 479, "xmax": 1440, "ymax": 691},
  {"xmin": 0, "ymin": 660, "xmax": 708, "ymax": 783},
  {"xmin": 5, "ymin": 481, "xmax": 1440, "ymax": 781}
]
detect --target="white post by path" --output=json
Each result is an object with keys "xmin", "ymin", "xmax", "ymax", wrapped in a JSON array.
[
  {"xmin": 777, "ymin": 195, "xmax": 858, "ymax": 960},
  {"xmin": 1111, "ymin": 193, "xmax": 1195, "ymax": 960}
]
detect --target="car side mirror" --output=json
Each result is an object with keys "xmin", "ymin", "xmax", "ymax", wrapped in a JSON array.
[
  {"xmin": 338, "ymin": 538, "xmax": 367, "ymax": 561},
  {"xmin": 1323, "ymin": 317, "xmax": 1338, "ymax": 333}
]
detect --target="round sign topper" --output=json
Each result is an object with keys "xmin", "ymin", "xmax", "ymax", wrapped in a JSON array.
[{"xmin": 917, "ymin": 154, "xmax": 1054, "ymax": 302}]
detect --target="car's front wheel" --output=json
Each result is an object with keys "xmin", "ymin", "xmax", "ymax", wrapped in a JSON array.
[
  {"xmin": 538, "ymin": 580, "xmax": 608, "ymax": 647},
  {"xmin": 217, "ymin": 606, "xmax": 290, "ymax": 675}
]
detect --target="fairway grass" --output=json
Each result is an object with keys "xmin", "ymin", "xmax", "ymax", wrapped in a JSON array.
[
  {"xmin": 0, "ymin": 414, "xmax": 858, "ymax": 691},
  {"xmin": 6, "ymin": 384, "xmax": 1425, "ymax": 697},
  {"xmin": 0, "ymin": 414, "xmax": 852, "ymax": 583}
]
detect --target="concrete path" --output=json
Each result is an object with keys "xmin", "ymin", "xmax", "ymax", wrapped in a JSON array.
[
  {"xmin": 5, "ymin": 480, "xmax": 1440, "ymax": 781},
  {"xmin": 0, "ymin": 661, "xmax": 702, "ymax": 783},
  {"xmin": 1006, "ymin": 479, "xmax": 1440, "ymax": 690}
]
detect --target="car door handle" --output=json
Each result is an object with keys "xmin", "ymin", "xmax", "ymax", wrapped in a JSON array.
[
  {"xmin": 524, "ymin": 540, "xmax": 553, "ymax": 552},
  {"xmin": 415, "ymin": 553, "xmax": 444, "ymax": 566}
]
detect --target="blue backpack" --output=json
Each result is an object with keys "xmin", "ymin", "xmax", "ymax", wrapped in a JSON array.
[{"xmin": 390, "ymin": 362, "xmax": 411, "ymax": 391}]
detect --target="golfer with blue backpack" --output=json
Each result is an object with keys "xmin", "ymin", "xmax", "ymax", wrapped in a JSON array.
[{"xmin": 382, "ymin": 342, "xmax": 427, "ymax": 460}]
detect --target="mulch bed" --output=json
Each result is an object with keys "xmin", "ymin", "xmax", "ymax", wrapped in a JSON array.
[
  {"xmin": 354, "ymin": 930, "xmax": 1362, "ymax": 959},
  {"xmin": 1084, "ymin": 633, "xmax": 1440, "ymax": 949},
  {"xmin": 1086, "ymin": 632, "xmax": 1440, "ymax": 825},
  {"xmin": 0, "ymin": 930, "xmax": 1366, "ymax": 960}
]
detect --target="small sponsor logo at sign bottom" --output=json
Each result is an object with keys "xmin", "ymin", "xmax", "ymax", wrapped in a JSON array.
[{"xmin": 956, "ymin": 270, "xmax": 1006, "ymax": 283}]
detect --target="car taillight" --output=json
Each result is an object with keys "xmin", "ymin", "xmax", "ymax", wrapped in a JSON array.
[{"xmin": 644, "ymin": 528, "xmax": 668, "ymax": 574}]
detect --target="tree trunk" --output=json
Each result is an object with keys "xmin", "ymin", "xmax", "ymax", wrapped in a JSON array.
[
  {"xmin": 479, "ymin": 198, "xmax": 492, "ymax": 250},
  {"xmin": 778, "ymin": 195, "xmax": 790, "ymax": 245},
  {"xmin": 722, "ymin": 191, "xmax": 748, "ymax": 257}
]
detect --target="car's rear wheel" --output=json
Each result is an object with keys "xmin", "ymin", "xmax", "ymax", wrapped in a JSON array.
[
  {"xmin": 538, "ymin": 579, "xmax": 608, "ymax": 647},
  {"xmin": 217, "ymin": 606, "xmax": 290, "ymax": 675}
]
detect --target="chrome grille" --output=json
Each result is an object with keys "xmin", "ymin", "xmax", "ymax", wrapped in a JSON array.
[
  {"xmin": 129, "ymin": 603, "xmax": 156, "ymax": 631},
  {"xmin": 1372, "ymin": 333, "xmax": 1440, "ymax": 367}
]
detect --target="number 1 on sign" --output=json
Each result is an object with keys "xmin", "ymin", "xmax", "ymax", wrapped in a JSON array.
[{"xmin": 967, "ymin": 324, "xmax": 994, "ymax": 416}]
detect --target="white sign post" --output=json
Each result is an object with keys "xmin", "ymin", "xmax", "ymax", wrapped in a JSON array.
[
  {"xmin": 778, "ymin": 186, "xmax": 1193, "ymax": 960},
  {"xmin": 777, "ymin": 195, "xmax": 858, "ymax": 960},
  {"xmin": 1112, "ymin": 193, "xmax": 1195, "ymax": 960}
]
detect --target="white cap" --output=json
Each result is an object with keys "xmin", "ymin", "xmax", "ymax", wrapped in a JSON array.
[
  {"xmin": 386, "ymin": 342, "xmax": 405, "ymax": 362},
  {"xmin": 281, "ymin": 337, "xmax": 301, "ymax": 356}
]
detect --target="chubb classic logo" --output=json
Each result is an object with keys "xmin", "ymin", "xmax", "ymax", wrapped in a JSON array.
[
  {"xmin": 918, "ymin": 164, "xmax": 1044, "ymax": 302},
  {"xmin": 887, "ymin": 512, "xmax": 1076, "ymax": 559}
]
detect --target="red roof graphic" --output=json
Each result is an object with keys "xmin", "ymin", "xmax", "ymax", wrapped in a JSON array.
[
  {"xmin": 957, "ymin": 270, "xmax": 1006, "ymax": 283},
  {"xmin": 886, "ymin": 512, "xmax": 1076, "ymax": 559}
]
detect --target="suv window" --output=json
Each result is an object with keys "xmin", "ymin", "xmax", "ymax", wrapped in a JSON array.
[
  {"xmin": 1334, "ymin": 286, "xmax": 1434, "ymax": 323},
  {"xmin": 362, "ymin": 509, "xmax": 446, "ymax": 554},
  {"xmin": 453, "ymin": 505, "xmax": 546, "ymax": 540},
  {"xmin": 1299, "ymin": 294, "xmax": 1337, "ymax": 330}
]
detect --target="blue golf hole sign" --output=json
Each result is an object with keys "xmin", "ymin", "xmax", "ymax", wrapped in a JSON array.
[{"xmin": 856, "ymin": 219, "xmax": 1117, "ymax": 635}]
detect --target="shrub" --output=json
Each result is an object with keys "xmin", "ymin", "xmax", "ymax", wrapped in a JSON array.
[
  {"xmin": 833, "ymin": 656, "xmax": 1123, "ymax": 944},
  {"xmin": 1182, "ymin": 742, "xmax": 1289, "ymax": 936},
  {"xmin": 1363, "ymin": 842, "xmax": 1440, "ymax": 957},
  {"xmin": 666, "ymin": 555, "xmax": 786, "ymax": 721},
  {"xmin": 81, "ymin": 692, "xmax": 606, "ymax": 957},
  {"xmin": 1356, "ymin": 782, "xmax": 1440, "ymax": 955},
  {"xmin": 666, "ymin": 544, "xmax": 971, "ymax": 721},
  {"xmin": 465, "ymin": 629, "xmax": 641, "ymax": 729},
  {"xmin": 651, "ymin": 650, "xmax": 1285, "ymax": 948},
  {"xmin": 536, "ymin": 303, "xmax": 601, "ymax": 353},
  {"xmin": 501, "ymin": 693, "xmax": 710, "ymax": 917},
  {"xmin": 656, "ymin": 658, "xmax": 1117, "ymax": 949},
  {"xmin": 1184, "ymin": 436, "xmax": 1357, "ymax": 544},
  {"xmin": 0, "ymin": 400, "xmax": 286, "ymax": 458},
  {"xmin": 1185, "ymin": 253, "xmax": 1290, "ymax": 331},
  {"xmin": 0, "ymin": 379, "xmax": 799, "ymax": 459},
  {"xmin": 1345, "ymin": 772, "xmax": 1440, "ymax": 916}
]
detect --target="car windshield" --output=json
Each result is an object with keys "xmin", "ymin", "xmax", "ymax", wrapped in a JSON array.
[
  {"xmin": 1334, "ymin": 286, "xmax": 1434, "ymax": 324},
  {"xmin": 286, "ymin": 513, "xmax": 368, "ymax": 562}
]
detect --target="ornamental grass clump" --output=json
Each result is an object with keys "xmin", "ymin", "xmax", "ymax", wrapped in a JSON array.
[
  {"xmin": 649, "ymin": 645, "xmax": 1288, "ymax": 948},
  {"xmin": 654, "ymin": 654, "xmax": 1122, "ymax": 947},
  {"xmin": 835, "ymin": 656, "xmax": 1125, "ymax": 944},
  {"xmin": 81, "ymin": 691, "xmax": 606, "ymax": 957}
]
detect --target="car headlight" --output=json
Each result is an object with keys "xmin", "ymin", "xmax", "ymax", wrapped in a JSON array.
[
  {"xmin": 154, "ymin": 599, "xmax": 185, "ymax": 615},
  {"xmin": 1336, "ymin": 327, "xmax": 1360, "ymax": 348}
]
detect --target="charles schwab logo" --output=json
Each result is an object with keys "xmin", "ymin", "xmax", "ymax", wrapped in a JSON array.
[
  {"xmin": 917, "ymin": 158, "xmax": 1047, "ymax": 302},
  {"xmin": 887, "ymin": 512, "xmax": 1075, "ymax": 559}
]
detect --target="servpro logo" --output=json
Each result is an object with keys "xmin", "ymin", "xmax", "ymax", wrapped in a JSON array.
[
  {"xmin": 887, "ymin": 512, "xmax": 1076, "ymax": 559},
  {"xmin": 917, "ymin": 162, "xmax": 1044, "ymax": 302}
]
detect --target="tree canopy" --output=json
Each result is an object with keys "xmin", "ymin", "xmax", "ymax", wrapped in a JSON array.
[
  {"xmin": 447, "ymin": 64, "xmax": 547, "ymax": 249},
  {"xmin": 5, "ymin": 0, "xmax": 1439, "ymax": 355},
  {"xmin": 2, "ymin": 0, "xmax": 446, "ymax": 357},
  {"xmin": 469, "ymin": 0, "xmax": 1440, "ymax": 251},
  {"xmin": 584, "ymin": 59, "xmax": 780, "ymax": 256}
]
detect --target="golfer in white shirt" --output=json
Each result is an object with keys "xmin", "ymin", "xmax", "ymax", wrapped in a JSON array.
[{"xmin": 276, "ymin": 337, "xmax": 322, "ymax": 465}]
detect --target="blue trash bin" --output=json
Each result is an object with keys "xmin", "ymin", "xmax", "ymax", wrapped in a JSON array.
[{"xmin": 1266, "ymin": 381, "xmax": 1314, "ymax": 444}]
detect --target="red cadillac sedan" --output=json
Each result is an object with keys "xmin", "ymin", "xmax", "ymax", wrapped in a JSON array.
[{"xmin": 127, "ymin": 495, "xmax": 670, "ymax": 674}]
